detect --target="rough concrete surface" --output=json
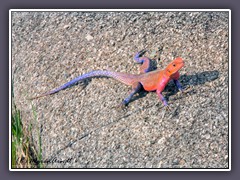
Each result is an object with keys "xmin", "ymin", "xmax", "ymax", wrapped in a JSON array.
[{"xmin": 12, "ymin": 11, "xmax": 229, "ymax": 168}]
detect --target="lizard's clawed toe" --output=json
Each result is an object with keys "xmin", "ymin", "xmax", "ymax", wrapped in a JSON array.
[
  {"xmin": 181, "ymin": 85, "xmax": 191, "ymax": 94},
  {"xmin": 115, "ymin": 101, "xmax": 128, "ymax": 110},
  {"xmin": 164, "ymin": 105, "xmax": 171, "ymax": 111}
]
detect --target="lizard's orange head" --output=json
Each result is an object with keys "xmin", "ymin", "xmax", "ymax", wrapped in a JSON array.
[{"xmin": 165, "ymin": 57, "xmax": 184, "ymax": 77}]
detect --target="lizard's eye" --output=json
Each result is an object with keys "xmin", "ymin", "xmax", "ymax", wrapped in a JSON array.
[{"xmin": 173, "ymin": 64, "xmax": 176, "ymax": 67}]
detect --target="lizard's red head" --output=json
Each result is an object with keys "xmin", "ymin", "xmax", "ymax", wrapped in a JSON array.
[{"xmin": 165, "ymin": 57, "xmax": 184, "ymax": 77}]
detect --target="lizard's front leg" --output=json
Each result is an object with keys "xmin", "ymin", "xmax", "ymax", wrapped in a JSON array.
[
  {"xmin": 156, "ymin": 89, "xmax": 168, "ymax": 106},
  {"xmin": 173, "ymin": 79, "xmax": 183, "ymax": 92}
]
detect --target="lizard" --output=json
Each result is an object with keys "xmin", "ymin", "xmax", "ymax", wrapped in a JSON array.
[{"xmin": 29, "ymin": 50, "xmax": 185, "ymax": 107}]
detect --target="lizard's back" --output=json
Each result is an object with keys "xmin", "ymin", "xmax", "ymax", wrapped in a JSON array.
[{"xmin": 138, "ymin": 69, "xmax": 166, "ymax": 91}]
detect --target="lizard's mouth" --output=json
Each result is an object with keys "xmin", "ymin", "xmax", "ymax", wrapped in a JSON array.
[{"xmin": 175, "ymin": 57, "xmax": 184, "ymax": 65}]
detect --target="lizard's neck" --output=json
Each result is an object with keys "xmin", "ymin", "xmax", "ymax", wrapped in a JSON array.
[{"xmin": 164, "ymin": 69, "xmax": 180, "ymax": 79}]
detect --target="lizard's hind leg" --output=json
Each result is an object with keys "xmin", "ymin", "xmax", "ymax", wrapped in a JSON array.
[
  {"xmin": 133, "ymin": 50, "xmax": 151, "ymax": 74},
  {"xmin": 121, "ymin": 82, "xmax": 142, "ymax": 106}
]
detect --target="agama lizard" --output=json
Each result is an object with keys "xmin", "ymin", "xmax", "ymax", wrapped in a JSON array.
[{"xmin": 30, "ymin": 50, "xmax": 184, "ymax": 107}]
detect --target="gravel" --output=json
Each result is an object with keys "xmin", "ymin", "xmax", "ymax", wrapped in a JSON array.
[{"xmin": 11, "ymin": 11, "xmax": 229, "ymax": 168}]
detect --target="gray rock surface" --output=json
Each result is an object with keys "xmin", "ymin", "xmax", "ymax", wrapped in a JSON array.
[{"xmin": 12, "ymin": 11, "xmax": 229, "ymax": 168}]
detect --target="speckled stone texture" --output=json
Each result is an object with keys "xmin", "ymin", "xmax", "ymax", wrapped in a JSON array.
[{"xmin": 12, "ymin": 11, "xmax": 229, "ymax": 168}]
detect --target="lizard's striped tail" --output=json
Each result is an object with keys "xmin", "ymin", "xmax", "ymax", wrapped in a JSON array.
[{"xmin": 29, "ymin": 70, "xmax": 138, "ymax": 100}]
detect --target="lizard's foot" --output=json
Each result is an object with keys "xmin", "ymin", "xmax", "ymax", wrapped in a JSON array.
[
  {"xmin": 180, "ymin": 85, "xmax": 191, "ymax": 94},
  {"xmin": 164, "ymin": 105, "xmax": 171, "ymax": 111},
  {"xmin": 115, "ymin": 100, "xmax": 128, "ymax": 110},
  {"xmin": 176, "ymin": 89, "xmax": 184, "ymax": 96}
]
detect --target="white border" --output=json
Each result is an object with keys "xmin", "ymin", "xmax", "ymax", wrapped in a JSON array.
[
  {"xmin": 9, "ymin": 9, "xmax": 12, "ymax": 171},
  {"xmin": 9, "ymin": 9, "xmax": 231, "ymax": 171},
  {"xmin": 228, "ymin": 9, "xmax": 231, "ymax": 171}
]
